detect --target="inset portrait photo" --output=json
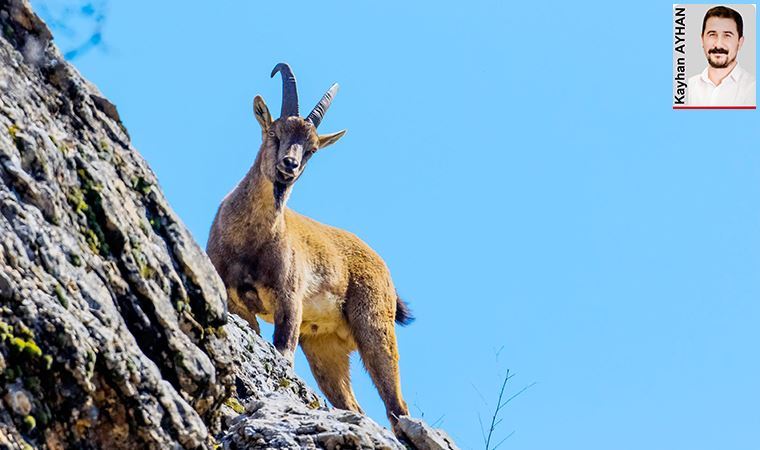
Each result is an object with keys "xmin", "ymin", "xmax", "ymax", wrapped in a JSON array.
[{"xmin": 673, "ymin": 4, "xmax": 756, "ymax": 109}]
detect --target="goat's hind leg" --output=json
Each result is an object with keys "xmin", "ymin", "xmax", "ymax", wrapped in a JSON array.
[
  {"xmin": 300, "ymin": 333, "xmax": 362, "ymax": 413},
  {"xmin": 345, "ymin": 290, "xmax": 409, "ymax": 432}
]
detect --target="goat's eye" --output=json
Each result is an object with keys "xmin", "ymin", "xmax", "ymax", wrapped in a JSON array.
[{"xmin": 267, "ymin": 130, "xmax": 276, "ymax": 137}]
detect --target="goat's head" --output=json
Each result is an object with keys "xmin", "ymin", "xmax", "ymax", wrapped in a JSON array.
[{"xmin": 253, "ymin": 63, "xmax": 346, "ymax": 205}]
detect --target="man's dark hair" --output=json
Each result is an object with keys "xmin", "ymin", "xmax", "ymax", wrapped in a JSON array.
[{"xmin": 702, "ymin": 6, "xmax": 744, "ymax": 38}]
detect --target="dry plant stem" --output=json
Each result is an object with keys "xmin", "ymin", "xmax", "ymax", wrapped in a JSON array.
[{"xmin": 481, "ymin": 369, "xmax": 537, "ymax": 450}]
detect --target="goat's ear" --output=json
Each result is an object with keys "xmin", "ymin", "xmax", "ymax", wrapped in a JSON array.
[
  {"xmin": 253, "ymin": 95, "xmax": 272, "ymax": 131},
  {"xmin": 318, "ymin": 130, "xmax": 347, "ymax": 149}
]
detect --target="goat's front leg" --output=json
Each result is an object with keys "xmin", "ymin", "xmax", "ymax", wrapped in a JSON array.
[{"xmin": 273, "ymin": 292, "xmax": 302, "ymax": 365}]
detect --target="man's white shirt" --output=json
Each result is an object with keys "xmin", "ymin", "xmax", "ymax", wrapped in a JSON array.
[{"xmin": 687, "ymin": 64, "xmax": 756, "ymax": 106}]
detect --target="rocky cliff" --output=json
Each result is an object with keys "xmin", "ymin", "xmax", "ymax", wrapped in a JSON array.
[{"xmin": 0, "ymin": 1, "xmax": 456, "ymax": 449}]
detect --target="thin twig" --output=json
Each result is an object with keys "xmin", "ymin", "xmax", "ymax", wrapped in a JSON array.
[
  {"xmin": 482, "ymin": 370, "xmax": 534, "ymax": 450},
  {"xmin": 478, "ymin": 413, "xmax": 487, "ymax": 446},
  {"xmin": 492, "ymin": 430, "xmax": 516, "ymax": 450},
  {"xmin": 471, "ymin": 382, "xmax": 489, "ymax": 406},
  {"xmin": 413, "ymin": 401, "xmax": 426, "ymax": 418},
  {"xmin": 484, "ymin": 369, "xmax": 511, "ymax": 449},
  {"xmin": 498, "ymin": 381, "xmax": 537, "ymax": 410}
]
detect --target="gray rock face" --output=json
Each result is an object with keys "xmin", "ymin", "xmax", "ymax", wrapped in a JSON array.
[
  {"xmin": 396, "ymin": 417, "xmax": 460, "ymax": 450},
  {"xmin": 0, "ymin": 1, "xmax": 456, "ymax": 449},
  {"xmin": 222, "ymin": 392, "xmax": 403, "ymax": 450},
  {"xmin": 0, "ymin": 0, "xmax": 232, "ymax": 447}
]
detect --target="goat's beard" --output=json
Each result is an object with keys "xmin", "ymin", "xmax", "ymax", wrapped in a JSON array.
[{"xmin": 273, "ymin": 181, "xmax": 288, "ymax": 210}]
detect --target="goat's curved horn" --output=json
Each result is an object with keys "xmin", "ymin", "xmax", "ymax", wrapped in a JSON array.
[
  {"xmin": 306, "ymin": 83, "xmax": 339, "ymax": 128},
  {"xmin": 270, "ymin": 63, "xmax": 299, "ymax": 118}
]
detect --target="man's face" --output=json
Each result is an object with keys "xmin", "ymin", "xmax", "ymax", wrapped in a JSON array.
[{"xmin": 702, "ymin": 16, "xmax": 744, "ymax": 69}]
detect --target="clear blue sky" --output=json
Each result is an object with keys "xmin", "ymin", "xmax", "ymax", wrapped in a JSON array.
[{"xmin": 33, "ymin": 1, "xmax": 760, "ymax": 449}]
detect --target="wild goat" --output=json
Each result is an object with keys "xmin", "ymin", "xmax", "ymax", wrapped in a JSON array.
[{"xmin": 207, "ymin": 63, "xmax": 413, "ymax": 432}]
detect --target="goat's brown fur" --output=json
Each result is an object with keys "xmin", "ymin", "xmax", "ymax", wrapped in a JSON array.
[{"xmin": 207, "ymin": 93, "xmax": 410, "ymax": 431}]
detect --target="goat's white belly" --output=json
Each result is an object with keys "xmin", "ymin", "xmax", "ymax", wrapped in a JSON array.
[
  {"xmin": 300, "ymin": 291, "xmax": 348, "ymax": 337},
  {"xmin": 254, "ymin": 287, "xmax": 350, "ymax": 338}
]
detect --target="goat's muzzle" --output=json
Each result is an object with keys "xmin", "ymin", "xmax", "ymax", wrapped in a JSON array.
[
  {"xmin": 275, "ymin": 158, "xmax": 300, "ymax": 184},
  {"xmin": 281, "ymin": 156, "xmax": 299, "ymax": 172}
]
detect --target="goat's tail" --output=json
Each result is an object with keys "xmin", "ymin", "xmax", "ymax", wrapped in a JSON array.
[{"xmin": 395, "ymin": 294, "xmax": 415, "ymax": 326}]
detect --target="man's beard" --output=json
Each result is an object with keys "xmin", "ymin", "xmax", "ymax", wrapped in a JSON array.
[{"xmin": 707, "ymin": 49, "xmax": 735, "ymax": 69}]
